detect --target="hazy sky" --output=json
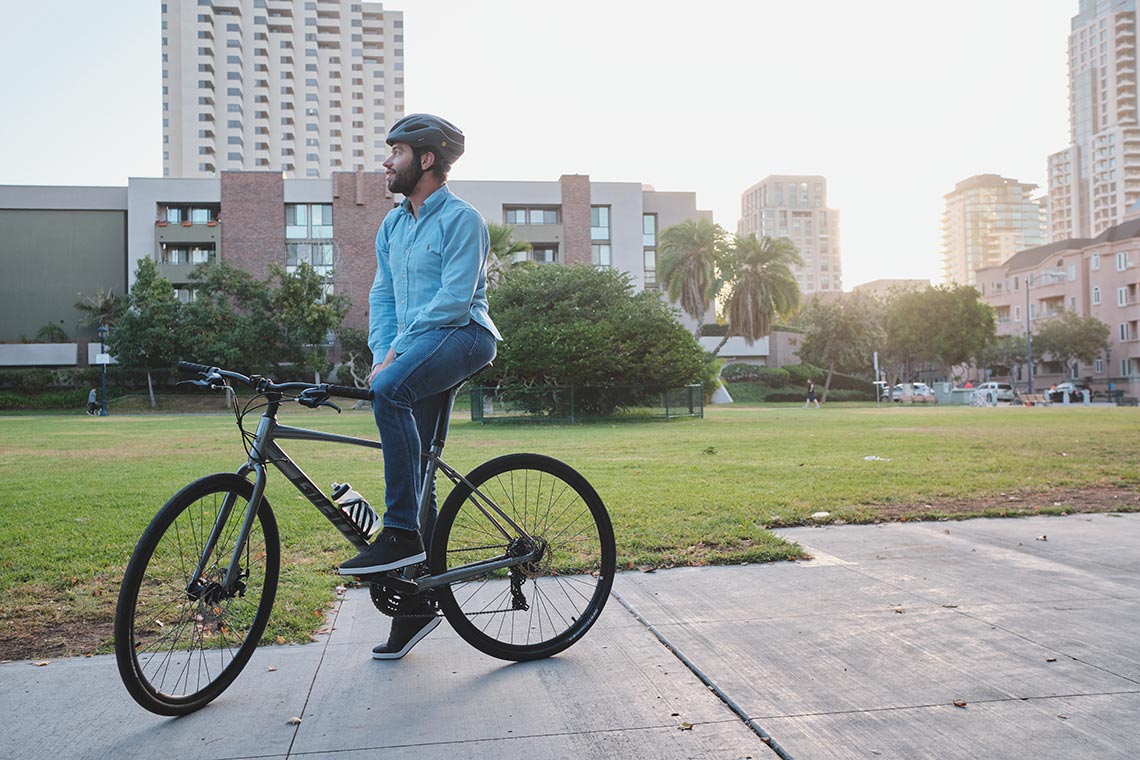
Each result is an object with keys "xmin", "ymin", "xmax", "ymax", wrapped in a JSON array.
[{"xmin": 0, "ymin": 0, "xmax": 1077, "ymax": 288}]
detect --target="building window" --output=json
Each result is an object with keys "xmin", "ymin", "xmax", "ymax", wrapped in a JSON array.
[
  {"xmin": 1093, "ymin": 286, "xmax": 1101, "ymax": 304},
  {"xmin": 1091, "ymin": 252, "xmax": 1100, "ymax": 270},
  {"xmin": 286, "ymin": 242, "xmax": 334, "ymax": 276},
  {"xmin": 1117, "ymin": 251, "xmax": 1130, "ymax": 270},
  {"xmin": 1119, "ymin": 287, "xmax": 1129, "ymax": 306},
  {"xmin": 286, "ymin": 203, "xmax": 334, "ymax": 239},
  {"xmin": 161, "ymin": 244, "xmax": 216, "ymax": 265},
  {"xmin": 592, "ymin": 244, "xmax": 611, "ymax": 268},
  {"xmin": 590, "ymin": 206, "xmax": 610, "ymax": 241},
  {"xmin": 643, "ymin": 213, "xmax": 657, "ymax": 288},
  {"xmin": 504, "ymin": 206, "xmax": 559, "ymax": 225},
  {"xmin": 521, "ymin": 244, "xmax": 558, "ymax": 264}
]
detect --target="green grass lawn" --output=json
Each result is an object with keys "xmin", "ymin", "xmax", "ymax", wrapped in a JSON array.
[{"xmin": 2, "ymin": 402, "xmax": 1138, "ymax": 659}]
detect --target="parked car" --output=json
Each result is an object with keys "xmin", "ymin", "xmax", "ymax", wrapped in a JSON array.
[
  {"xmin": 891, "ymin": 382, "xmax": 936, "ymax": 402},
  {"xmin": 975, "ymin": 381, "xmax": 1015, "ymax": 403},
  {"xmin": 1048, "ymin": 382, "xmax": 1090, "ymax": 403}
]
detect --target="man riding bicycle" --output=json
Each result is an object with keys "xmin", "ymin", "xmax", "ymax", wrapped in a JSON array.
[{"xmin": 337, "ymin": 113, "xmax": 500, "ymax": 659}]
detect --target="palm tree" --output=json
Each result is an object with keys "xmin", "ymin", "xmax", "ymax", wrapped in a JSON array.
[
  {"xmin": 711, "ymin": 234, "xmax": 802, "ymax": 356},
  {"xmin": 74, "ymin": 287, "xmax": 125, "ymax": 329},
  {"xmin": 486, "ymin": 222, "xmax": 533, "ymax": 289},
  {"xmin": 658, "ymin": 218, "xmax": 726, "ymax": 339}
]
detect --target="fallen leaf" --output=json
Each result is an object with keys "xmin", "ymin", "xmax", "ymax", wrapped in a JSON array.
[
  {"xmin": 942, "ymin": 604, "xmax": 959, "ymax": 609},
  {"xmin": 1036, "ymin": 535, "xmax": 1048, "ymax": 542},
  {"xmin": 678, "ymin": 722, "xmax": 694, "ymax": 731},
  {"xmin": 1046, "ymin": 658, "xmax": 1057, "ymax": 663},
  {"xmin": 267, "ymin": 666, "xmax": 278, "ymax": 672},
  {"xmin": 33, "ymin": 661, "xmax": 49, "ymax": 667},
  {"xmin": 894, "ymin": 607, "xmax": 905, "ymax": 614},
  {"xmin": 287, "ymin": 716, "xmax": 302, "ymax": 725},
  {"xmin": 1057, "ymin": 714, "xmax": 1069, "ymax": 720},
  {"xmin": 953, "ymin": 700, "xmax": 968, "ymax": 708},
  {"xmin": 638, "ymin": 566, "xmax": 656, "ymax": 573},
  {"xmin": 276, "ymin": 635, "xmax": 286, "ymax": 645}
]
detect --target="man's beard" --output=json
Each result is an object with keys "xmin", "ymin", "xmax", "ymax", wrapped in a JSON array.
[{"xmin": 388, "ymin": 161, "xmax": 423, "ymax": 195}]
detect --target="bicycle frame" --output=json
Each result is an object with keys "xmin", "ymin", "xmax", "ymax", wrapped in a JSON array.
[{"xmin": 191, "ymin": 386, "xmax": 539, "ymax": 599}]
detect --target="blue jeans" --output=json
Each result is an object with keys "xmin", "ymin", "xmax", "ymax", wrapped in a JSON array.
[{"xmin": 371, "ymin": 321, "xmax": 496, "ymax": 543}]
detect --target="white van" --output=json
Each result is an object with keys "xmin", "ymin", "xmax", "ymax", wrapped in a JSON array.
[{"xmin": 975, "ymin": 381, "xmax": 1015, "ymax": 402}]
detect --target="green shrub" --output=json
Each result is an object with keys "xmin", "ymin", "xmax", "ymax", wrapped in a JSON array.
[
  {"xmin": 487, "ymin": 265, "xmax": 704, "ymax": 416},
  {"xmin": 756, "ymin": 367, "xmax": 790, "ymax": 388},
  {"xmin": 783, "ymin": 363, "xmax": 824, "ymax": 385},
  {"xmin": 0, "ymin": 369, "xmax": 55, "ymax": 392},
  {"xmin": 721, "ymin": 363, "xmax": 764, "ymax": 381}
]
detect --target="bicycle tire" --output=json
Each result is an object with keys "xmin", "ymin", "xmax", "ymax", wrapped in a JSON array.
[
  {"xmin": 432, "ymin": 453, "xmax": 615, "ymax": 661},
  {"xmin": 114, "ymin": 473, "xmax": 280, "ymax": 715}
]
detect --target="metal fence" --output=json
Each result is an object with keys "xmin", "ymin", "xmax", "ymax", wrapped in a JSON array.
[{"xmin": 469, "ymin": 384, "xmax": 704, "ymax": 423}]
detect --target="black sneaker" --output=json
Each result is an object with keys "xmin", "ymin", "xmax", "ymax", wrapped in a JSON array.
[
  {"xmin": 338, "ymin": 527, "xmax": 426, "ymax": 576},
  {"xmin": 372, "ymin": 606, "xmax": 441, "ymax": 660}
]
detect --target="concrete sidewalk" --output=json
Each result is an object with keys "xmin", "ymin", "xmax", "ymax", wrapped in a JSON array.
[{"xmin": 3, "ymin": 513, "xmax": 1140, "ymax": 759}]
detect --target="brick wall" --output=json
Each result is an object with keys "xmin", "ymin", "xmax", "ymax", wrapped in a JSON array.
[
  {"xmin": 333, "ymin": 170, "xmax": 395, "ymax": 331},
  {"xmin": 559, "ymin": 174, "xmax": 592, "ymax": 265},
  {"xmin": 219, "ymin": 172, "xmax": 284, "ymax": 280}
]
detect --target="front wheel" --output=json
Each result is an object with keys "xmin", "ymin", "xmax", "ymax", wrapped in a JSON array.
[
  {"xmin": 432, "ymin": 453, "xmax": 615, "ymax": 661},
  {"xmin": 114, "ymin": 474, "xmax": 280, "ymax": 715}
]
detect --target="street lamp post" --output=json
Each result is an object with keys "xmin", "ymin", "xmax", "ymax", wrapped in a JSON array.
[{"xmin": 97, "ymin": 324, "xmax": 109, "ymax": 417}]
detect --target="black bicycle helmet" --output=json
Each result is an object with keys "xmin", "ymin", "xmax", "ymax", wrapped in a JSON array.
[{"xmin": 385, "ymin": 113, "xmax": 465, "ymax": 165}]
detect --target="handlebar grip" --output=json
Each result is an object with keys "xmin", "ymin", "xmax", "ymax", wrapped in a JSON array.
[
  {"xmin": 178, "ymin": 360, "xmax": 214, "ymax": 375},
  {"xmin": 327, "ymin": 384, "xmax": 373, "ymax": 401}
]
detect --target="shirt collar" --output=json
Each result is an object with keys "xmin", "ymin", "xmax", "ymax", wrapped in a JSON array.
[{"xmin": 399, "ymin": 184, "xmax": 452, "ymax": 216}]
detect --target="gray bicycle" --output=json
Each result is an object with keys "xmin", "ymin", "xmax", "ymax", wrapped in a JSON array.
[{"xmin": 114, "ymin": 361, "xmax": 616, "ymax": 715}]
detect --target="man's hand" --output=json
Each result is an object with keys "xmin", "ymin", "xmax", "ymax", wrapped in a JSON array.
[{"xmin": 367, "ymin": 349, "xmax": 397, "ymax": 384}]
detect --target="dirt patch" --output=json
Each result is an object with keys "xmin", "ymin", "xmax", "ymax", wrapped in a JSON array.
[
  {"xmin": 869, "ymin": 484, "xmax": 1140, "ymax": 522},
  {"xmin": 0, "ymin": 615, "xmax": 111, "ymax": 663}
]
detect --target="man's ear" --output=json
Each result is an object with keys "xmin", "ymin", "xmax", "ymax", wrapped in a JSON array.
[{"xmin": 420, "ymin": 150, "xmax": 437, "ymax": 171}]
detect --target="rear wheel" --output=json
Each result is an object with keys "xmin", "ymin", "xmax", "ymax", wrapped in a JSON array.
[
  {"xmin": 432, "ymin": 453, "xmax": 615, "ymax": 661},
  {"xmin": 114, "ymin": 474, "xmax": 279, "ymax": 715}
]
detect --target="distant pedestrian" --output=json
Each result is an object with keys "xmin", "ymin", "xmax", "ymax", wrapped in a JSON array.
[
  {"xmin": 87, "ymin": 388, "xmax": 98, "ymax": 416},
  {"xmin": 963, "ymin": 379, "xmax": 974, "ymax": 389},
  {"xmin": 804, "ymin": 379, "xmax": 820, "ymax": 409}
]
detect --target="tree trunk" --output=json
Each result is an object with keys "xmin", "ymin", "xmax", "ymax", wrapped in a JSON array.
[
  {"xmin": 823, "ymin": 362, "xmax": 835, "ymax": 403},
  {"xmin": 146, "ymin": 369, "xmax": 156, "ymax": 409},
  {"xmin": 710, "ymin": 333, "xmax": 730, "ymax": 357}
]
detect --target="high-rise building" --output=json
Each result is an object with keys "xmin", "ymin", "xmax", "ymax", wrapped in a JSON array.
[
  {"xmin": 162, "ymin": 0, "xmax": 405, "ymax": 178},
  {"xmin": 1047, "ymin": 0, "xmax": 1140, "ymax": 240},
  {"xmin": 941, "ymin": 174, "xmax": 1047, "ymax": 285},
  {"xmin": 737, "ymin": 175, "xmax": 842, "ymax": 293}
]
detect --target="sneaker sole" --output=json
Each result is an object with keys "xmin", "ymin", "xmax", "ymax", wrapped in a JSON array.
[
  {"xmin": 337, "ymin": 550, "xmax": 427, "ymax": 576},
  {"xmin": 372, "ymin": 616, "xmax": 441, "ymax": 660}
]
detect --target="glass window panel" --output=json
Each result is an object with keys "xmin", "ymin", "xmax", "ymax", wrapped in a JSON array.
[{"xmin": 166, "ymin": 207, "xmax": 182, "ymax": 223}]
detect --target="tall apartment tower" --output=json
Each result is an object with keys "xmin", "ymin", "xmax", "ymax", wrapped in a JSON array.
[
  {"xmin": 941, "ymin": 174, "xmax": 1047, "ymax": 285},
  {"xmin": 162, "ymin": 0, "xmax": 405, "ymax": 178},
  {"xmin": 737, "ymin": 175, "xmax": 842, "ymax": 293},
  {"xmin": 1047, "ymin": 0, "xmax": 1140, "ymax": 240}
]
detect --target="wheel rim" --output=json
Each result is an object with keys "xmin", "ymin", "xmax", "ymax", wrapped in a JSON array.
[
  {"xmin": 440, "ymin": 462, "xmax": 613, "ymax": 652},
  {"xmin": 126, "ymin": 485, "xmax": 273, "ymax": 703}
]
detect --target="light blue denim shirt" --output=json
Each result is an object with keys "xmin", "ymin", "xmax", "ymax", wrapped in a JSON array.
[{"xmin": 368, "ymin": 184, "xmax": 501, "ymax": 358}]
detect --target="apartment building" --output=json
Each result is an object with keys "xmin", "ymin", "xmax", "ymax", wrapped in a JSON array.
[
  {"xmin": 162, "ymin": 0, "xmax": 404, "ymax": 178},
  {"xmin": 737, "ymin": 175, "xmax": 842, "ymax": 294},
  {"xmin": 1047, "ymin": 0, "xmax": 1140, "ymax": 240},
  {"xmin": 976, "ymin": 216, "xmax": 1140, "ymax": 396},
  {"xmin": 0, "ymin": 175, "xmax": 711, "ymax": 360},
  {"xmin": 941, "ymin": 174, "xmax": 1046, "ymax": 286}
]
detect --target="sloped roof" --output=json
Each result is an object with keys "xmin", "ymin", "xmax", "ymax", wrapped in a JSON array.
[
  {"xmin": 1090, "ymin": 217, "xmax": 1140, "ymax": 245},
  {"xmin": 1001, "ymin": 238, "xmax": 1090, "ymax": 272}
]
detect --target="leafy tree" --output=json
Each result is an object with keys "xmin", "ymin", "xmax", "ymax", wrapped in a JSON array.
[
  {"xmin": 658, "ymin": 218, "xmax": 727, "ymax": 338},
  {"xmin": 710, "ymin": 234, "xmax": 802, "ymax": 355},
  {"xmin": 270, "ymin": 262, "xmax": 351, "ymax": 376},
  {"xmin": 797, "ymin": 292, "xmax": 885, "ymax": 400},
  {"xmin": 883, "ymin": 285, "xmax": 995, "ymax": 380},
  {"xmin": 1033, "ymin": 311, "xmax": 1110, "ymax": 374},
  {"xmin": 485, "ymin": 222, "xmax": 533, "ymax": 289},
  {"xmin": 337, "ymin": 326, "xmax": 373, "ymax": 389},
  {"xmin": 977, "ymin": 334, "xmax": 1029, "ymax": 378},
  {"xmin": 486, "ymin": 265, "xmax": 704, "ymax": 415},
  {"xmin": 182, "ymin": 261, "xmax": 349, "ymax": 379},
  {"xmin": 108, "ymin": 258, "xmax": 185, "ymax": 408}
]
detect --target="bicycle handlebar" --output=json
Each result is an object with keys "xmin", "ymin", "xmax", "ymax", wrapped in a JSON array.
[{"xmin": 177, "ymin": 361, "xmax": 373, "ymax": 401}]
